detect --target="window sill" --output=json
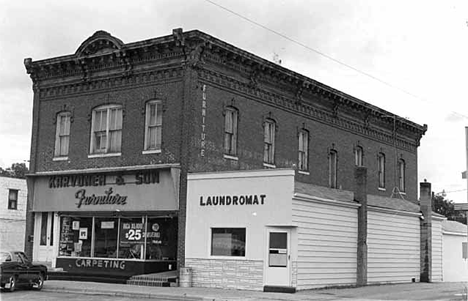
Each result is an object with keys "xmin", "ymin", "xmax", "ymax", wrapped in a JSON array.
[
  {"xmin": 378, "ymin": 187, "xmax": 386, "ymax": 191},
  {"xmin": 263, "ymin": 163, "xmax": 276, "ymax": 169},
  {"xmin": 223, "ymin": 154, "xmax": 238, "ymax": 161},
  {"xmin": 142, "ymin": 149, "xmax": 162, "ymax": 155},
  {"xmin": 88, "ymin": 153, "xmax": 121, "ymax": 158},
  {"xmin": 53, "ymin": 156, "xmax": 68, "ymax": 161},
  {"xmin": 298, "ymin": 170, "xmax": 310, "ymax": 175},
  {"xmin": 209, "ymin": 255, "xmax": 247, "ymax": 260}
]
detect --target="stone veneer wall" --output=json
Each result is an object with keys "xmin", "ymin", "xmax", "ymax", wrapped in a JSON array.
[{"xmin": 186, "ymin": 258, "xmax": 264, "ymax": 290}]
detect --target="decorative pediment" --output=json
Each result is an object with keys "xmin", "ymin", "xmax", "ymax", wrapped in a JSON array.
[{"xmin": 75, "ymin": 31, "xmax": 123, "ymax": 56}]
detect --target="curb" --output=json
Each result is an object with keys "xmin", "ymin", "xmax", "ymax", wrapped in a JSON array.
[{"xmin": 42, "ymin": 286, "xmax": 204, "ymax": 301}]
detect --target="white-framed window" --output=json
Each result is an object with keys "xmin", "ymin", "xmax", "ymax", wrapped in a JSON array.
[
  {"xmin": 355, "ymin": 146, "xmax": 363, "ymax": 166},
  {"xmin": 8, "ymin": 189, "xmax": 18, "ymax": 210},
  {"xmin": 329, "ymin": 150, "xmax": 338, "ymax": 188},
  {"xmin": 144, "ymin": 101, "xmax": 162, "ymax": 152},
  {"xmin": 264, "ymin": 119, "xmax": 276, "ymax": 165},
  {"xmin": 211, "ymin": 228, "xmax": 246, "ymax": 257},
  {"xmin": 224, "ymin": 107, "xmax": 238, "ymax": 156},
  {"xmin": 398, "ymin": 159, "xmax": 406, "ymax": 192},
  {"xmin": 298, "ymin": 130, "xmax": 309, "ymax": 171},
  {"xmin": 378, "ymin": 153, "xmax": 386, "ymax": 189},
  {"xmin": 90, "ymin": 105, "xmax": 123, "ymax": 154},
  {"xmin": 54, "ymin": 112, "xmax": 71, "ymax": 157}
]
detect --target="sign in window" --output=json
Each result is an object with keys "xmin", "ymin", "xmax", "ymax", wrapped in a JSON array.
[{"xmin": 269, "ymin": 232, "xmax": 288, "ymax": 267}]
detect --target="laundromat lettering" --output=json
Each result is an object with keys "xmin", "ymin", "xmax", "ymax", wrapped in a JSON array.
[{"xmin": 200, "ymin": 194, "xmax": 266, "ymax": 206}]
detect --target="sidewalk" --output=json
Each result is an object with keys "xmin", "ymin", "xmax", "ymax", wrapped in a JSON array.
[{"xmin": 42, "ymin": 280, "xmax": 468, "ymax": 301}]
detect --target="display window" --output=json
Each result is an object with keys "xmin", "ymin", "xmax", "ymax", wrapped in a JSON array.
[
  {"xmin": 211, "ymin": 228, "xmax": 246, "ymax": 256},
  {"xmin": 59, "ymin": 215, "xmax": 177, "ymax": 261}
]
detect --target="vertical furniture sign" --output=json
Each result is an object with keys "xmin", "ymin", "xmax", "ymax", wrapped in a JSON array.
[{"xmin": 201, "ymin": 84, "xmax": 207, "ymax": 157}]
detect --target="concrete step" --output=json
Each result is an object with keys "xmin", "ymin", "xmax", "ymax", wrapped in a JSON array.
[
  {"xmin": 126, "ymin": 279, "xmax": 171, "ymax": 287},
  {"xmin": 126, "ymin": 271, "xmax": 178, "ymax": 287}
]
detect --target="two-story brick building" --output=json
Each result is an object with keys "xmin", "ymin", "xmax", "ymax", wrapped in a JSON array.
[{"xmin": 24, "ymin": 28, "xmax": 427, "ymax": 289}]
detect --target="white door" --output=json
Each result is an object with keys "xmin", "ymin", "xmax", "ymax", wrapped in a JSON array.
[
  {"xmin": 265, "ymin": 229, "xmax": 291, "ymax": 286},
  {"xmin": 35, "ymin": 212, "xmax": 55, "ymax": 263}
]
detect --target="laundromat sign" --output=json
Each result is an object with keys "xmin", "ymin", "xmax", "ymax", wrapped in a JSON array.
[{"xmin": 199, "ymin": 194, "xmax": 266, "ymax": 206}]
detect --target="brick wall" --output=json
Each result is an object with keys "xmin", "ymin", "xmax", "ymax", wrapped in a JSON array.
[
  {"xmin": 186, "ymin": 258, "xmax": 264, "ymax": 290},
  {"xmin": 33, "ymin": 80, "xmax": 184, "ymax": 172},
  {"xmin": 189, "ymin": 83, "xmax": 419, "ymax": 201}
]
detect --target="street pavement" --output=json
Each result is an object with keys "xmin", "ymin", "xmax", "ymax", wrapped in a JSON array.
[{"xmin": 27, "ymin": 280, "xmax": 468, "ymax": 301}]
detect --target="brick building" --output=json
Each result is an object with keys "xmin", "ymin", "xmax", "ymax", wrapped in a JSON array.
[
  {"xmin": 24, "ymin": 29, "xmax": 427, "ymax": 289},
  {"xmin": 0, "ymin": 176, "xmax": 27, "ymax": 251}
]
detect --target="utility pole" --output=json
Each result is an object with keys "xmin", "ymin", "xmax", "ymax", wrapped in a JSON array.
[{"xmin": 453, "ymin": 126, "xmax": 468, "ymax": 259}]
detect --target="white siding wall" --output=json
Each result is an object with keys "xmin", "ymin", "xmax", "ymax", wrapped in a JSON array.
[
  {"xmin": 292, "ymin": 199, "xmax": 358, "ymax": 290},
  {"xmin": 431, "ymin": 218, "xmax": 443, "ymax": 282},
  {"xmin": 443, "ymin": 233, "xmax": 468, "ymax": 282},
  {"xmin": 367, "ymin": 210, "xmax": 420, "ymax": 283}
]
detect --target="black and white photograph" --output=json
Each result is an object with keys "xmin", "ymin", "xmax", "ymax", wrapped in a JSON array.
[{"xmin": 1, "ymin": 1, "xmax": 468, "ymax": 300}]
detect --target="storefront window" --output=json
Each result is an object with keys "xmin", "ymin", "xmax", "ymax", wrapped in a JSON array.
[
  {"xmin": 119, "ymin": 217, "xmax": 145, "ymax": 259},
  {"xmin": 211, "ymin": 228, "xmax": 246, "ymax": 257},
  {"xmin": 59, "ymin": 216, "xmax": 92, "ymax": 257},
  {"xmin": 94, "ymin": 218, "xmax": 118, "ymax": 258},
  {"xmin": 59, "ymin": 215, "xmax": 177, "ymax": 261},
  {"xmin": 146, "ymin": 217, "xmax": 177, "ymax": 260}
]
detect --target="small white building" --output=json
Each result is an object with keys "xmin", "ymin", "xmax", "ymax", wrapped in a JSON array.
[
  {"xmin": 185, "ymin": 169, "xmax": 423, "ymax": 291},
  {"xmin": 442, "ymin": 220, "xmax": 468, "ymax": 282},
  {"xmin": 0, "ymin": 176, "xmax": 27, "ymax": 251}
]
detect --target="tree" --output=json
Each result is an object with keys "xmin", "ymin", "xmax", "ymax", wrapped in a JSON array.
[
  {"xmin": 432, "ymin": 191, "xmax": 466, "ymax": 225},
  {"xmin": 0, "ymin": 163, "xmax": 29, "ymax": 179},
  {"xmin": 10, "ymin": 163, "xmax": 28, "ymax": 178}
]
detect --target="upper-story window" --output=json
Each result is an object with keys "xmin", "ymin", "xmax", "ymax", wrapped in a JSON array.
[
  {"xmin": 298, "ymin": 130, "xmax": 309, "ymax": 171},
  {"xmin": 8, "ymin": 189, "xmax": 18, "ymax": 210},
  {"xmin": 263, "ymin": 119, "xmax": 276, "ymax": 165},
  {"xmin": 90, "ymin": 105, "xmax": 123, "ymax": 155},
  {"xmin": 378, "ymin": 153, "xmax": 386, "ymax": 189},
  {"xmin": 224, "ymin": 107, "xmax": 238, "ymax": 156},
  {"xmin": 144, "ymin": 101, "xmax": 162, "ymax": 152},
  {"xmin": 354, "ymin": 146, "xmax": 363, "ymax": 167},
  {"xmin": 54, "ymin": 112, "xmax": 71, "ymax": 158},
  {"xmin": 329, "ymin": 150, "xmax": 338, "ymax": 188},
  {"xmin": 398, "ymin": 159, "xmax": 406, "ymax": 192}
]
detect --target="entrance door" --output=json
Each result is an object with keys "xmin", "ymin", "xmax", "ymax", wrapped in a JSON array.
[
  {"xmin": 265, "ymin": 229, "xmax": 290, "ymax": 286},
  {"xmin": 35, "ymin": 212, "xmax": 54, "ymax": 263}
]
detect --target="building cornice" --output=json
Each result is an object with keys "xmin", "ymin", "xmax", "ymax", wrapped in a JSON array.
[
  {"xmin": 198, "ymin": 68, "xmax": 420, "ymax": 151},
  {"xmin": 24, "ymin": 28, "xmax": 427, "ymax": 143}
]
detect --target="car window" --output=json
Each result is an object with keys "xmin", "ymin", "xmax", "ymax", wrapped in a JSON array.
[
  {"xmin": 0, "ymin": 252, "xmax": 11, "ymax": 262},
  {"xmin": 12, "ymin": 253, "xmax": 23, "ymax": 263},
  {"xmin": 17, "ymin": 252, "xmax": 30, "ymax": 263}
]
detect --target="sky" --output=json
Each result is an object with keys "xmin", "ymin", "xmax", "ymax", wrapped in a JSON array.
[{"xmin": 1, "ymin": 0, "xmax": 467, "ymax": 202}]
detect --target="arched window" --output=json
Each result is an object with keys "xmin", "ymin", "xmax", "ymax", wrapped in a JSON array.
[
  {"xmin": 144, "ymin": 100, "xmax": 162, "ymax": 152},
  {"xmin": 398, "ymin": 159, "xmax": 406, "ymax": 192},
  {"xmin": 224, "ymin": 107, "xmax": 238, "ymax": 156},
  {"xmin": 354, "ymin": 146, "xmax": 363, "ymax": 167},
  {"xmin": 54, "ymin": 111, "xmax": 71, "ymax": 157},
  {"xmin": 378, "ymin": 153, "xmax": 386, "ymax": 189},
  {"xmin": 263, "ymin": 119, "xmax": 276, "ymax": 165},
  {"xmin": 298, "ymin": 129, "xmax": 309, "ymax": 171},
  {"xmin": 329, "ymin": 150, "xmax": 338, "ymax": 188},
  {"xmin": 90, "ymin": 104, "xmax": 123, "ymax": 154}
]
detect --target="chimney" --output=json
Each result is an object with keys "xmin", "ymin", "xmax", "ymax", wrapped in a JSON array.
[
  {"xmin": 420, "ymin": 180, "xmax": 432, "ymax": 282},
  {"xmin": 354, "ymin": 167, "xmax": 367, "ymax": 286}
]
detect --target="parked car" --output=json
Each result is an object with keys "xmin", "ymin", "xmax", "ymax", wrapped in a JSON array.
[{"xmin": 0, "ymin": 251, "xmax": 47, "ymax": 292}]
